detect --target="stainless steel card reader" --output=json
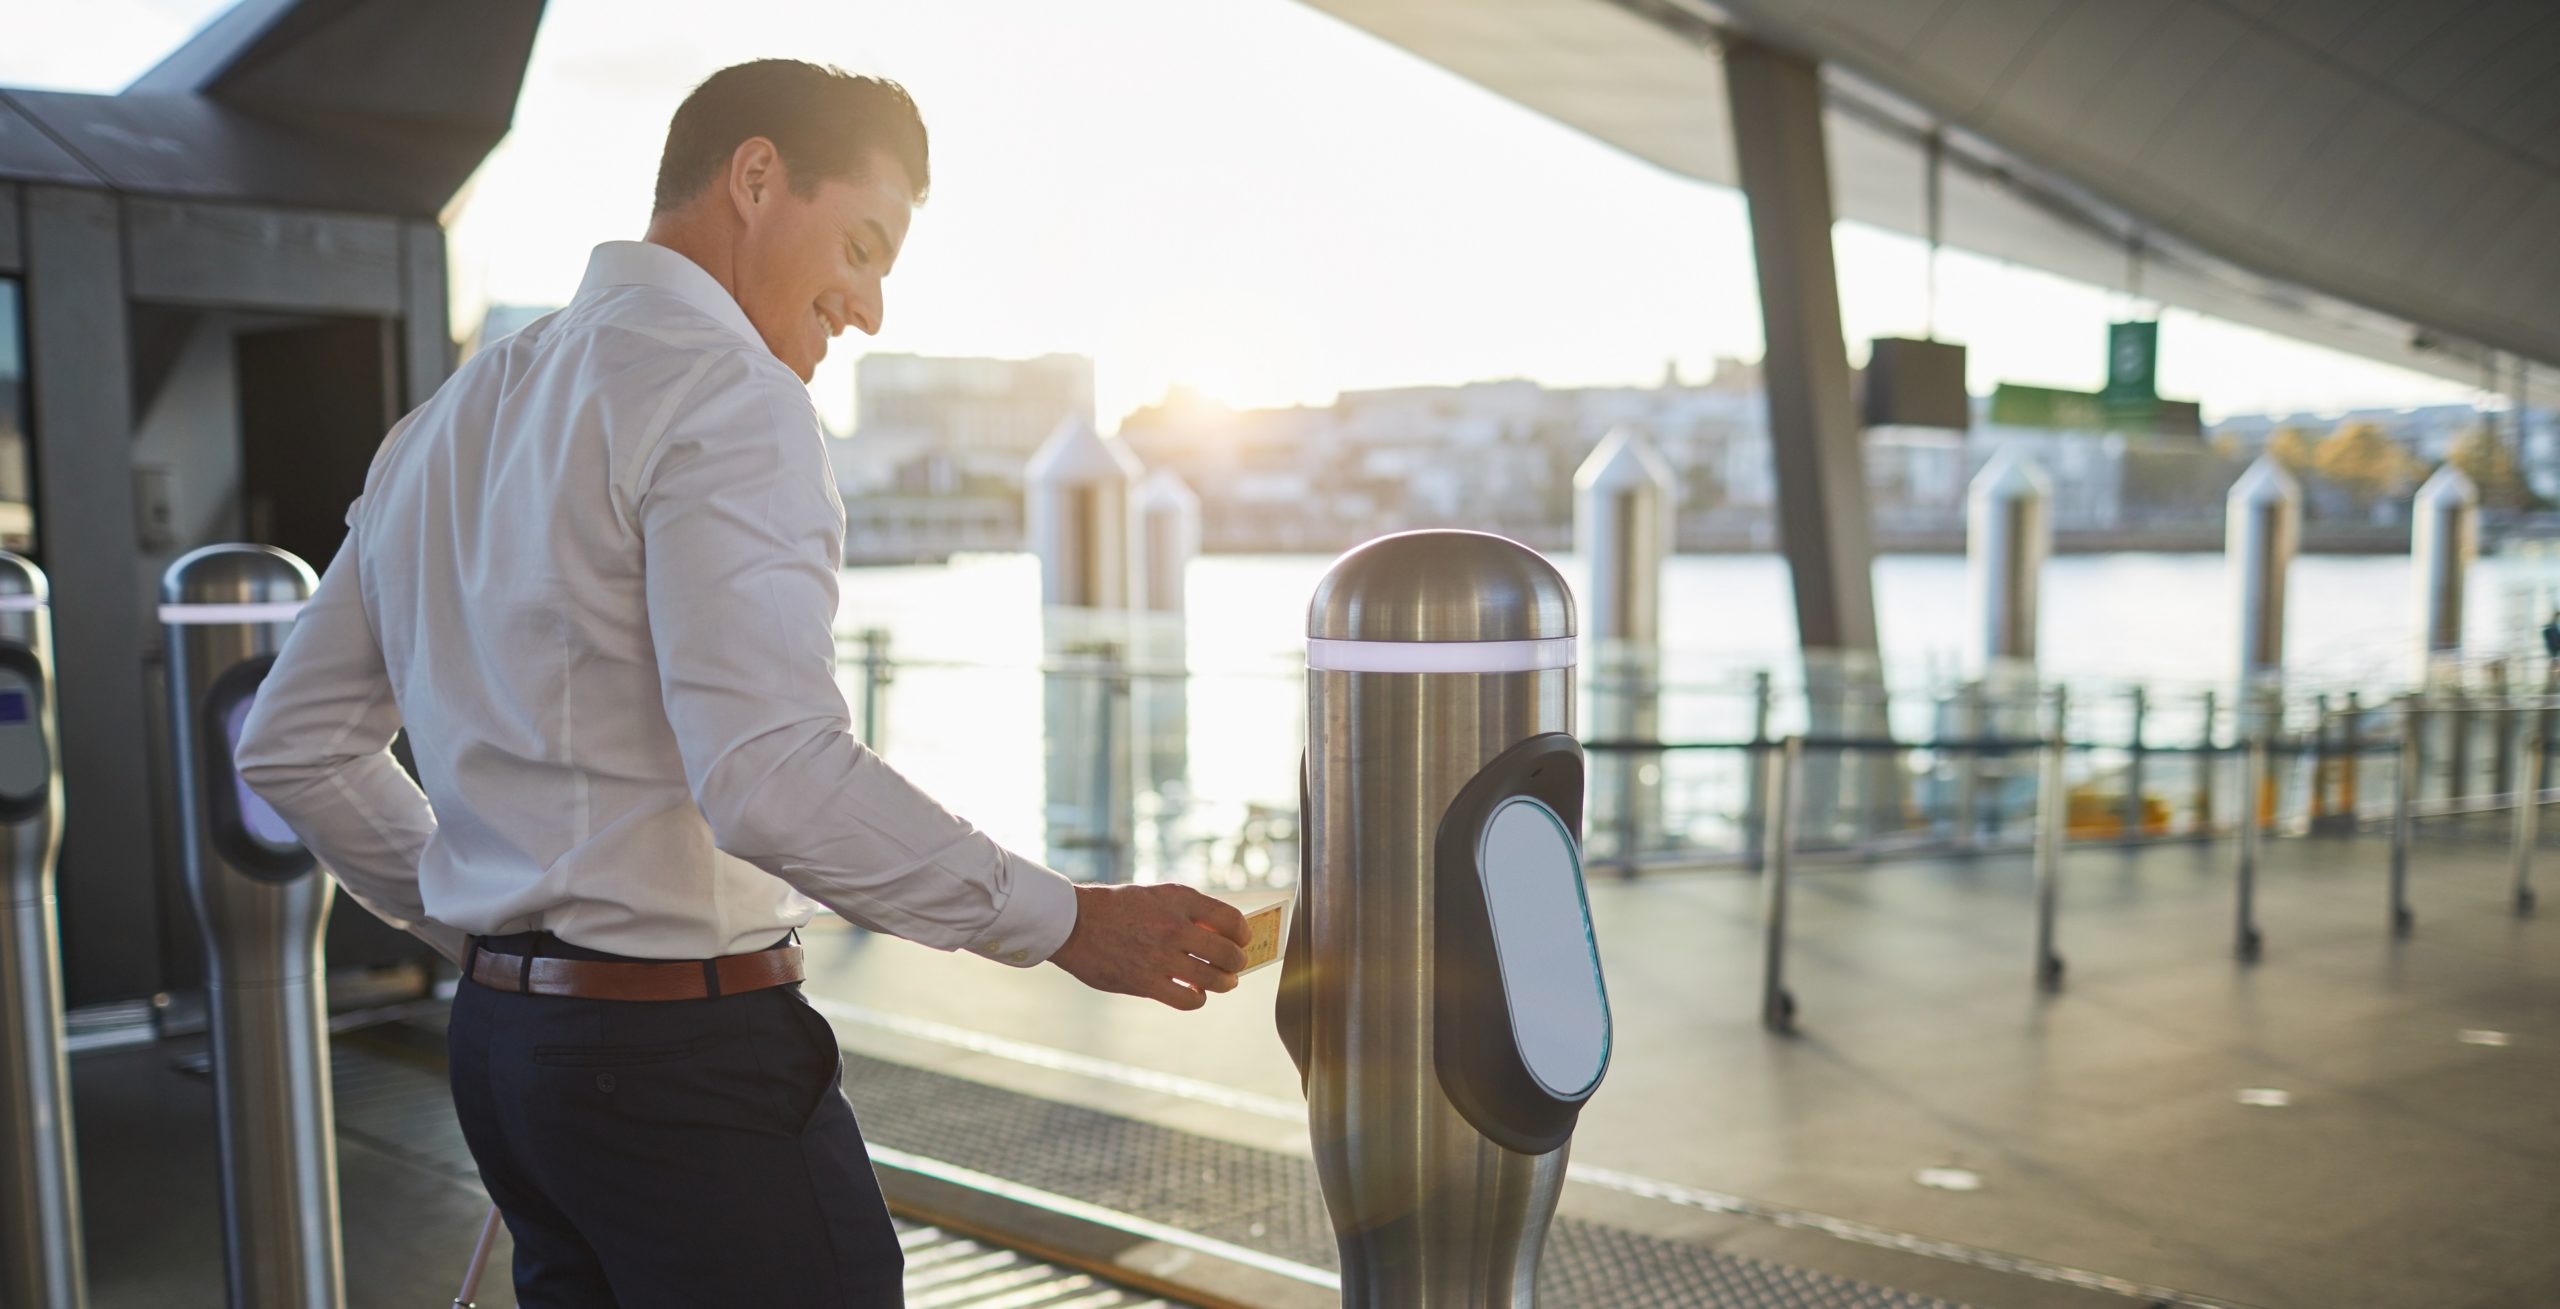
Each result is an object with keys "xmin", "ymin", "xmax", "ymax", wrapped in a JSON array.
[
  {"xmin": 0, "ymin": 553, "xmax": 84, "ymax": 1309},
  {"xmin": 1278, "ymin": 529, "xmax": 1611, "ymax": 1307},
  {"xmin": 163, "ymin": 544, "xmax": 344, "ymax": 1309}
]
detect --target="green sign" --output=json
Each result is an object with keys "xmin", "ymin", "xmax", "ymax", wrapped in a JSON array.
[
  {"xmin": 2103, "ymin": 320, "xmax": 2158, "ymax": 407},
  {"xmin": 1989, "ymin": 383, "xmax": 2104, "ymax": 431}
]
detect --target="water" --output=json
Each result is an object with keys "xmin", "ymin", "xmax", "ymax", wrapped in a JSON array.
[{"xmin": 836, "ymin": 550, "xmax": 2560, "ymax": 876}]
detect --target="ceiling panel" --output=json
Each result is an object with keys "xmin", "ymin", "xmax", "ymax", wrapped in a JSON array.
[
  {"xmin": 2136, "ymin": 44, "xmax": 2300, "ymax": 215},
  {"xmin": 1313, "ymin": 0, "xmax": 2560, "ymax": 375},
  {"xmin": 1903, "ymin": 0, "xmax": 2062, "ymax": 117},
  {"xmin": 2389, "ymin": 0, "xmax": 2551, "ymax": 106},
  {"xmin": 2075, "ymin": 3, "xmax": 2255, "ymax": 175},
  {"xmin": 2250, "ymin": 96, "xmax": 2411, "ymax": 237},
  {"xmin": 2321, "ymin": 0, "xmax": 2478, "ymax": 82},
  {"xmin": 1990, "ymin": 3, "xmax": 2183, "ymax": 137},
  {"xmin": 2250, "ymin": 0, "xmax": 2390, "ymax": 53}
]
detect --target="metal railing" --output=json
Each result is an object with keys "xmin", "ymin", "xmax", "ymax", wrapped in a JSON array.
[{"xmin": 1743, "ymin": 692, "xmax": 2553, "ymax": 1033}]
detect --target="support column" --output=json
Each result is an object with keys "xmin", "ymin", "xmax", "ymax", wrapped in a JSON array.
[
  {"xmin": 1722, "ymin": 36, "xmax": 1878, "ymax": 656},
  {"xmin": 22, "ymin": 187, "xmax": 157, "ymax": 1005},
  {"xmin": 1725, "ymin": 37, "xmax": 1883, "ymax": 839}
]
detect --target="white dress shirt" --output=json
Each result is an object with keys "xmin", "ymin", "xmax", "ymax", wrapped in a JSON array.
[{"xmin": 235, "ymin": 240, "xmax": 1079, "ymax": 967}]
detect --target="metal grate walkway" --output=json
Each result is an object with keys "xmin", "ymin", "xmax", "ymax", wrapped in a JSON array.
[
  {"xmin": 834, "ymin": 1049, "xmax": 1961, "ymax": 1309},
  {"xmin": 330, "ymin": 1022, "xmax": 1967, "ymax": 1309}
]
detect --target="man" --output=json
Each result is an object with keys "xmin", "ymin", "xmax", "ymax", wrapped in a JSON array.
[{"xmin": 235, "ymin": 59, "xmax": 1251, "ymax": 1306}]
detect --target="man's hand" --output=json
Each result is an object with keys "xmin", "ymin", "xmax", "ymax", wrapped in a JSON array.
[{"xmin": 1047, "ymin": 884, "xmax": 1252, "ymax": 1011}]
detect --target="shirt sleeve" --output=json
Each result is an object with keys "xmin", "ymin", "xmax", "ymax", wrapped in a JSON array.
[
  {"xmin": 233, "ymin": 528, "xmax": 467, "ymax": 966},
  {"xmin": 626, "ymin": 351, "xmax": 1078, "ymax": 967}
]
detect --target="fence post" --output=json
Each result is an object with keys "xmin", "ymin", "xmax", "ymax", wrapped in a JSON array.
[
  {"xmin": 856, "ymin": 627, "xmax": 891, "ymax": 749},
  {"xmin": 2034, "ymin": 686, "xmax": 2068, "ymax": 991},
  {"xmin": 1953, "ymin": 680, "xmax": 1982, "ymax": 845},
  {"xmin": 2514, "ymin": 705, "xmax": 2542, "ymax": 917},
  {"xmin": 2309, "ymin": 692, "xmax": 2332, "ymax": 826},
  {"xmin": 1092, "ymin": 640, "xmax": 1127, "ymax": 881},
  {"xmin": 2236, "ymin": 733, "xmax": 2267, "ymax": 962},
  {"xmin": 1760, "ymin": 736, "xmax": 1800, "ymax": 1033},
  {"xmin": 2121, "ymin": 684, "xmax": 2147, "ymax": 841},
  {"xmin": 2341, "ymin": 690, "xmax": 2363, "ymax": 820},
  {"xmin": 1742, "ymin": 670, "xmax": 1773, "ymax": 869},
  {"xmin": 2196, "ymin": 689, "xmax": 2219, "ymax": 832},
  {"xmin": 2391, "ymin": 694, "xmax": 2417, "ymax": 937},
  {"xmin": 2493, "ymin": 661, "xmax": 2517, "ymax": 799},
  {"xmin": 2449, "ymin": 682, "xmax": 2472, "ymax": 803}
]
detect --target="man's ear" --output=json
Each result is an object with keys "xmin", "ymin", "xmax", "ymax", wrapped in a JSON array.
[{"xmin": 728, "ymin": 137, "xmax": 781, "ymax": 219}]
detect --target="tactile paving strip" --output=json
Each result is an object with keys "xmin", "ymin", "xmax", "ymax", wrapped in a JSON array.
[{"xmin": 330, "ymin": 1031, "xmax": 1960, "ymax": 1309}]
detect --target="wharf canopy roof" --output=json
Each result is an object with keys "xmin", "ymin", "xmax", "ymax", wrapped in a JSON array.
[
  {"xmin": 0, "ymin": 0, "xmax": 545, "ymax": 217},
  {"xmin": 1297, "ymin": 0, "xmax": 2560, "ymax": 392}
]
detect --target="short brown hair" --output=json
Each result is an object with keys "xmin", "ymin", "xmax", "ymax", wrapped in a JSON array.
[{"xmin": 652, "ymin": 60, "xmax": 929, "ymax": 213}]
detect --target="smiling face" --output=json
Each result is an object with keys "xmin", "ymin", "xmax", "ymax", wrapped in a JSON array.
[{"xmin": 724, "ymin": 139, "xmax": 915, "ymax": 381}]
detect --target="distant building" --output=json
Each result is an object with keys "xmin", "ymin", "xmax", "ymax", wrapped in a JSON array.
[
  {"xmin": 839, "ymin": 353, "xmax": 1094, "ymax": 560},
  {"xmin": 843, "ymin": 353, "xmax": 1093, "ymax": 494}
]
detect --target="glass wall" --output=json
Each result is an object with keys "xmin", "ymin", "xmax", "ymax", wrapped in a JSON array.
[{"xmin": 0, "ymin": 279, "xmax": 32, "ymax": 555}]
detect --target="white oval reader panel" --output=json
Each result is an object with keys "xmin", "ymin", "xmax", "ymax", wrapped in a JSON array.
[{"xmin": 1477, "ymin": 796, "xmax": 1609, "ymax": 1099}]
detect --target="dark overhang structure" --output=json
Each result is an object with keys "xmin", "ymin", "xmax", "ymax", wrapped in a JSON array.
[{"xmin": 0, "ymin": 0, "xmax": 544, "ymax": 1006}]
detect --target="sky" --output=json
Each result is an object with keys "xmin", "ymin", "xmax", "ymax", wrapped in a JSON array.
[{"xmin": 3, "ymin": 0, "xmax": 2487, "ymax": 433}]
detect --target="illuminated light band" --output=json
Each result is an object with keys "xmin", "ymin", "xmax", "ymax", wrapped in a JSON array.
[
  {"xmin": 0, "ymin": 596, "xmax": 45, "ymax": 612},
  {"xmin": 158, "ymin": 601, "xmax": 307, "ymax": 626},
  {"xmin": 1305, "ymin": 636, "xmax": 1577, "ymax": 674}
]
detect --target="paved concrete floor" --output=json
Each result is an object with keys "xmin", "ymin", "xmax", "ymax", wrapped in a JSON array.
[
  {"xmin": 71, "ymin": 1033, "xmax": 522, "ymax": 1309},
  {"xmin": 60, "ymin": 826, "xmax": 2557, "ymax": 1307},
  {"xmin": 791, "ymin": 830, "xmax": 2560, "ymax": 1309}
]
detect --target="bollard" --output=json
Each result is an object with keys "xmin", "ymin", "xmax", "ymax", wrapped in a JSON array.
[
  {"xmin": 1761, "ymin": 737, "xmax": 1800, "ymax": 1033},
  {"xmin": 2033, "ymin": 688, "xmax": 2067, "ymax": 991},
  {"xmin": 0, "ymin": 554, "xmax": 83, "ymax": 1309},
  {"xmin": 2410, "ymin": 465, "xmax": 2477, "ymax": 684},
  {"xmin": 163, "ymin": 545, "xmax": 344, "ymax": 1309},
  {"xmin": 1027, "ymin": 418, "xmax": 1143, "ymax": 880},
  {"xmin": 1275, "ymin": 530, "xmax": 1608, "ymax": 1305},
  {"xmin": 2391, "ymin": 696, "xmax": 2418, "ymax": 936},
  {"xmin": 1577, "ymin": 428, "xmax": 1675, "ymax": 867},
  {"xmin": 2236, "ymin": 735, "xmax": 2268, "ymax": 963},
  {"xmin": 2227, "ymin": 457, "xmax": 2298, "ymax": 687},
  {"xmin": 1968, "ymin": 450, "xmax": 2049, "ymax": 672},
  {"xmin": 1134, "ymin": 470, "xmax": 1197, "ymax": 852},
  {"xmin": 2515, "ymin": 711, "xmax": 2542, "ymax": 918}
]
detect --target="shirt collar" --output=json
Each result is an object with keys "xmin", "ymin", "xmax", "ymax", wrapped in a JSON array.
[{"xmin": 574, "ymin": 241, "xmax": 768, "ymax": 353}]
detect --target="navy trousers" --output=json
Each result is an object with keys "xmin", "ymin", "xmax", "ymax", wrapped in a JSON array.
[{"xmin": 447, "ymin": 932, "xmax": 905, "ymax": 1306}]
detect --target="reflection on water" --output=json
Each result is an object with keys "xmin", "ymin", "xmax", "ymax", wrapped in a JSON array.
[{"xmin": 837, "ymin": 550, "xmax": 2560, "ymax": 882}]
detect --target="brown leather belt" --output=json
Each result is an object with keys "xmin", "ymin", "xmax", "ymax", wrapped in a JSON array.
[{"xmin": 466, "ymin": 941, "xmax": 805, "ymax": 1002}]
